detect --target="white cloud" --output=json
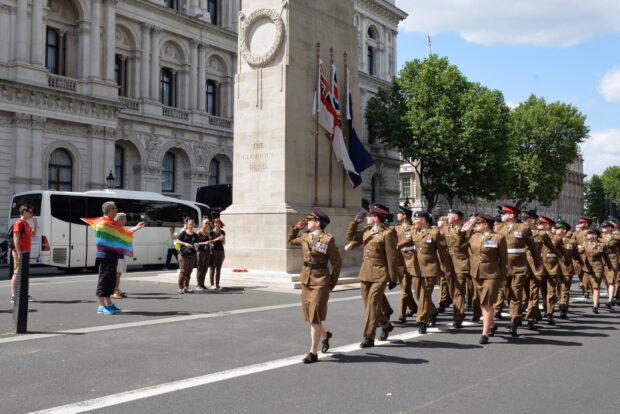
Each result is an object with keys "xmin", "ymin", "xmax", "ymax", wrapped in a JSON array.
[
  {"xmin": 396, "ymin": 0, "xmax": 620, "ymax": 47},
  {"xmin": 598, "ymin": 67, "xmax": 620, "ymax": 102},
  {"xmin": 580, "ymin": 128, "xmax": 620, "ymax": 178},
  {"xmin": 506, "ymin": 101, "xmax": 518, "ymax": 110}
]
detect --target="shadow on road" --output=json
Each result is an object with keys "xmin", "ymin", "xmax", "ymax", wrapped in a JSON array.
[
  {"xmin": 328, "ymin": 352, "xmax": 429, "ymax": 365},
  {"xmin": 385, "ymin": 339, "xmax": 484, "ymax": 350},
  {"xmin": 35, "ymin": 300, "xmax": 96, "ymax": 304},
  {"xmin": 495, "ymin": 335, "xmax": 582, "ymax": 346}
]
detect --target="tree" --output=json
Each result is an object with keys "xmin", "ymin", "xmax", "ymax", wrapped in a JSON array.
[
  {"xmin": 506, "ymin": 95, "xmax": 589, "ymax": 209},
  {"xmin": 600, "ymin": 166, "xmax": 620, "ymax": 216},
  {"xmin": 365, "ymin": 55, "xmax": 511, "ymax": 211},
  {"xmin": 585, "ymin": 175, "xmax": 607, "ymax": 223}
]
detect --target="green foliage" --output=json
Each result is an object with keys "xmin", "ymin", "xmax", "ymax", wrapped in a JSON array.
[
  {"xmin": 600, "ymin": 166, "xmax": 620, "ymax": 213},
  {"xmin": 366, "ymin": 55, "xmax": 511, "ymax": 211},
  {"xmin": 506, "ymin": 95, "xmax": 589, "ymax": 208},
  {"xmin": 585, "ymin": 175, "xmax": 607, "ymax": 223}
]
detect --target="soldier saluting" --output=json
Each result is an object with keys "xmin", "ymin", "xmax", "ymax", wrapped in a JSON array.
[
  {"xmin": 345, "ymin": 204, "xmax": 400, "ymax": 348},
  {"xmin": 288, "ymin": 208, "xmax": 342, "ymax": 364}
]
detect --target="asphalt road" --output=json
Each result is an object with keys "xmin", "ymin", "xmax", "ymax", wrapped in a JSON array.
[{"xmin": 1, "ymin": 268, "xmax": 619, "ymax": 413}]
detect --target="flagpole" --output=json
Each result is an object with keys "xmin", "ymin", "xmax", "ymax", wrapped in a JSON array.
[
  {"xmin": 342, "ymin": 51, "xmax": 348, "ymax": 209},
  {"xmin": 314, "ymin": 42, "xmax": 320, "ymax": 207},
  {"xmin": 328, "ymin": 47, "xmax": 334, "ymax": 208}
]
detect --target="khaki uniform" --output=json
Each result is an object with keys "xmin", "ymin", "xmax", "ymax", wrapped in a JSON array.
[
  {"xmin": 574, "ymin": 229, "xmax": 590, "ymax": 294},
  {"xmin": 558, "ymin": 236, "xmax": 581, "ymax": 313},
  {"xmin": 600, "ymin": 233, "xmax": 619, "ymax": 288},
  {"xmin": 540, "ymin": 233, "xmax": 566, "ymax": 314},
  {"xmin": 398, "ymin": 227, "xmax": 451, "ymax": 324},
  {"xmin": 582, "ymin": 240, "xmax": 614, "ymax": 290},
  {"xmin": 613, "ymin": 231, "xmax": 620, "ymax": 301},
  {"xmin": 497, "ymin": 223, "xmax": 541, "ymax": 323},
  {"xmin": 288, "ymin": 227, "xmax": 342, "ymax": 323},
  {"xmin": 346, "ymin": 222, "xmax": 399, "ymax": 339},
  {"xmin": 443, "ymin": 224, "xmax": 474, "ymax": 322},
  {"xmin": 468, "ymin": 231, "xmax": 508, "ymax": 305},
  {"xmin": 395, "ymin": 223, "xmax": 418, "ymax": 317},
  {"xmin": 525, "ymin": 230, "xmax": 555, "ymax": 321}
]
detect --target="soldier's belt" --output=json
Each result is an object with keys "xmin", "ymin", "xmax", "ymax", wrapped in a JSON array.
[
  {"xmin": 507, "ymin": 248, "xmax": 526, "ymax": 254},
  {"xmin": 577, "ymin": 245, "xmax": 583, "ymax": 249},
  {"xmin": 303, "ymin": 261, "xmax": 327, "ymax": 269},
  {"xmin": 402, "ymin": 246, "xmax": 416, "ymax": 252},
  {"xmin": 546, "ymin": 253, "xmax": 557, "ymax": 258}
]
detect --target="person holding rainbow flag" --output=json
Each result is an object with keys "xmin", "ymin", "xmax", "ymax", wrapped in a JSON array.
[{"xmin": 83, "ymin": 201, "xmax": 144, "ymax": 315}]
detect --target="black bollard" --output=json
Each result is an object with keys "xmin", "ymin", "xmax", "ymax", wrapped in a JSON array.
[{"xmin": 13, "ymin": 251, "xmax": 30, "ymax": 334}]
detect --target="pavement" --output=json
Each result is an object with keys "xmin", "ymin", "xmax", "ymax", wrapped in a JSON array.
[{"xmin": 1, "ymin": 268, "xmax": 619, "ymax": 413}]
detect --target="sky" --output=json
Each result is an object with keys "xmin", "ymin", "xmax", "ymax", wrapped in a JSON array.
[{"xmin": 394, "ymin": 0, "xmax": 620, "ymax": 179}]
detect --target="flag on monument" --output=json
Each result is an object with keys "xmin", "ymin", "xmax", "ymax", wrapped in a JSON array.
[
  {"xmin": 345, "ymin": 68, "xmax": 374, "ymax": 188},
  {"xmin": 330, "ymin": 64, "xmax": 357, "ymax": 173}
]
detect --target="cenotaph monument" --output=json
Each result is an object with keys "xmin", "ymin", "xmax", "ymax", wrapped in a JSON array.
[{"xmin": 221, "ymin": 0, "xmax": 364, "ymax": 285}]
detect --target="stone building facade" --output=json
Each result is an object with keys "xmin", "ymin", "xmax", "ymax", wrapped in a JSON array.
[{"xmin": 0, "ymin": 0, "xmax": 406, "ymax": 233}]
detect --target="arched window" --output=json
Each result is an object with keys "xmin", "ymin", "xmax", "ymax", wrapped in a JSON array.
[
  {"xmin": 48, "ymin": 149, "xmax": 72, "ymax": 191},
  {"xmin": 367, "ymin": 47, "xmax": 375, "ymax": 75},
  {"xmin": 208, "ymin": 0, "xmax": 218, "ymax": 25},
  {"xmin": 162, "ymin": 152, "xmax": 175, "ymax": 192},
  {"xmin": 207, "ymin": 80, "xmax": 217, "ymax": 115},
  {"xmin": 160, "ymin": 68, "xmax": 175, "ymax": 107},
  {"xmin": 114, "ymin": 145, "xmax": 124, "ymax": 188},
  {"xmin": 209, "ymin": 158, "xmax": 219, "ymax": 185},
  {"xmin": 367, "ymin": 26, "xmax": 378, "ymax": 40},
  {"xmin": 46, "ymin": 27, "xmax": 66, "ymax": 75}
]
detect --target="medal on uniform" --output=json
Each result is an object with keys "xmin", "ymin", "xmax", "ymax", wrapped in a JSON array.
[
  {"xmin": 426, "ymin": 236, "xmax": 432, "ymax": 243},
  {"xmin": 313, "ymin": 241, "xmax": 328, "ymax": 254},
  {"xmin": 514, "ymin": 232, "xmax": 522, "ymax": 239},
  {"xmin": 484, "ymin": 240, "xmax": 498, "ymax": 248}
]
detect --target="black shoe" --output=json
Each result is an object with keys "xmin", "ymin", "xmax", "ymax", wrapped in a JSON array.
[
  {"xmin": 494, "ymin": 312, "xmax": 502, "ymax": 320},
  {"xmin": 321, "ymin": 331, "xmax": 332, "ymax": 353},
  {"xmin": 489, "ymin": 325, "xmax": 498, "ymax": 337},
  {"xmin": 527, "ymin": 320, "xmax": 536, "ymax": 330},
  {"xmin": 359, "ymin": 338, "xmax": 374, "ymax": 348},
  {"xmin": 593, "ymin": 307, "xmax": 599, "ymax": 314},
  {"xmin": 546, "ymin": 314, "xmax": 555, "ymax": 325},
  {"xmin": 605, "ymin": 302, "xmax": 612, "ymax": 309},
  {"xmin": 302, "ymin": 352, "xmax": 318, "ymax": 364},
  {"xmin": 559, "ymin": 310, "xmax": 567, "ymax": 319},
  {"xmin": 517, "ymin": 320, "xmax": 523, "ymax": 327},
  {"xmin": 384, "ymin": 310, "xmax": 393, "ymax": 320},
  {"xmin": 452, "ymin": 321, "xmax": 462, "ymax": 329},
  {"xmin": 437, "ymin": 304, "xmax": 445, "ymax": 313},
  {"xmin": 479, "ymin": 335, "xmax": 489, "ymax": 344},
  {"xmin": 406, "ymin": 310, "xmax": 416, "ymax": 317},
  {"xmin": 397, "ymin": 315, "xmax": 407, "ymax": 323},
  {"xmin": 429, "ymin": 312, "xmax": 438, "ymax": 327},
  {"xmin": 418, "ymin": 323, "xmax": 427, "ymax": 334},
  {"xmin": 379, "ymin": 324, "xmax": 394, "ymax": 340},
  {"xmin": 466, "ymin": 303, "xmax": 472, "ymax": 310},
  {"xmin": 536, "ymin": 315, "xmax": 543, "ymax": 321},
  {"xmin": 509, "ymin": 322, "xmax": 518, "ymax": 337},
  {"xmin": 471, "ymin": 315, "xmax": 481, "ymax": 322},
  {"xmin": 584, "ymin": 293, "xmax": 590, "ymax": 299}
]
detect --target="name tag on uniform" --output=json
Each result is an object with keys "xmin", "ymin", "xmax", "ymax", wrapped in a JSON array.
[
  {"xmin": 514, "ymin": 232, "xmax": 522, "ymax": 239},
  {"xmin": 599, "ymin": 246, "xmax": 604, "ymax": 253},
  {"xmin": 403, "ymin": 232, "xmax": 410, "ymax": 238},
  {"xmin": 426, "ymin": 236, "xmax": 433, "ymax": 243},
  {"xmin": 313, "ymin": 241, "xmax": 328, "ymax": 254},
  {"xmin": 484, "ymin": 240, "xmax": 499, "ymax": 248},
  {"xmin": 567, "ymin": 244, "xmax": 574, "ymax": 250}
]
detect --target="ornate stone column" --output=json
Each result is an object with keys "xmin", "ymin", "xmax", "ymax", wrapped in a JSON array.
[
  {"xmin": 14, "ymin": 0, "xmax": 29, "ymax": 62},
  {"xmin": 104, "ymin": 0, "xmax": 118, "ymax": 82},
  {"xmin": 198, "ymin": 43, "xmax": 207, "ymax": 111},
  {"xmin": 0, "ymin": 5, "xmax": 10, "ymax": 63},
  {"xmin": 140, "ymin": 23, "xmax": 151, "ymax": 99},
  {"xmin": 150, "ymin": 27, "xmax": 161, "ymax": 101},
  {"xmin": 78, "ymin": 22, "xmax": 91, "ymax": 78},
  {"xmin": 189, "ymin": 40, "xmax": 198, "ymax": 109},
  {"xmin": 30, "ymin": 0, "xmax": 44, "ymax": 65},
  {"xmin": 90, "ymin": 0, "xmax": 102, "ymax": 79}
]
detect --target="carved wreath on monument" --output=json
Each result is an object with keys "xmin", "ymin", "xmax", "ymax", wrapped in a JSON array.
[{"xmin": 239, "ymin": 2, "xmax": 287, "ymax": 67}]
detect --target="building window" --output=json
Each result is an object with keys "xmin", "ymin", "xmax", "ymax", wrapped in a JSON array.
[
  {"xmin": 114, "ymin": 145, "xmax": 124, "ymax": 188},
  {"xmin": 208, "ymin": 0, "xmax": 218, "ymax": 25},
  {"xmin": 367, "ymin": 120, "xmax": 376, "ymax": 144},
  {"xmin": 115, "ymin": 54, "xmax": 127, "ymax": 97},
  {"xmin": 207, "ymin": 80, "xmax": 217, "ymax": 115},
  {"xmin": 162, "ymin": 152, "xmax": 175, "ymax": 192},
  {"xmin": 164, "ymin": 0, "xmax": 178, "ymax": 10},
  {"xmin": 368, "ymin": 26, "xmax": 378, "ymax": 40},
  {"xmin": 367, "ymin": 47, "xmax": 374, "ymax": 75},
  {"xmin": 46, "ymin": 27, "xmax": 65, "ymax": 75},
  {"xmin": 208, "ymin": 158, "xmax": 219, "ymax": 185},
  {"xmin": 371, "ymin": 176, "xmax": 377, "ymax": 203},
  {"xmin": 48, "ymin": 149, "xmax": 72, "ymax": 191},
  {"xmin": 401, "ymin": 177, "xmax": 411, "ymax": 200},
  {"xmin": 160, "ymin": 68, "xmax": 175, "ymax": 107}
]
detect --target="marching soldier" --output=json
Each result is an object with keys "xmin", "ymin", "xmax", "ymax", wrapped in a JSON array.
[
  {"xmin": 288, "ymin": 208, "xmax": 342, "ymax": 364},
  {"xmin": 574, "ymin": 217, "xmax": 593, "ymax": 297},
  {"xmin": 467, "ymin": 214, "xmax": 508, "ymax": 344},
  {"xmin": 599, "ymin": 220, "xmax": 618, "ymax": 309},
  {"xmin": 436, "ymin": 216, "xmax": 453, "ymax": 312},
  {"xmin": 394, "ymin": 205, "xmax": 418, "ymax": 323},
  {"xmin": 397, "ymin": 211, "xmax": 451, "ymax": 334},
  {"xmin": 582, "ymin": 227, "xmax": 614, "ymax": 313},
  {"xmin": 496, "ymin": 204, "xmax": 542, "ymax": 336},
  {"xmin": 554, "ymin": 220, "xmax": 581, "ymax": 318},
  {"xmin": 536, "ymin": 215, "xmax": 566, "ymax": 325},
  {"xmin": 443, "ymin": 209, "xmax": 475, "ymax": 328},
  {"xmin": 345, "ymin": 204, "xmax": 399, "ymax": 348},
  {"xmin": 610, "ymin": 217, "xmax": 620, "ymax": 304}
]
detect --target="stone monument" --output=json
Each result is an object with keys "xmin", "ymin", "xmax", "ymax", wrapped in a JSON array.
[{"xmin": 221, "ymin": 0, "xmax": 363, "ymax": 285}]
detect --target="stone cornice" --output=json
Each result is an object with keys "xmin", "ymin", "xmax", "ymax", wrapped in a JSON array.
[{"xmin": 355, "ymin": 0, "xmax": 408, "ymax": 26}]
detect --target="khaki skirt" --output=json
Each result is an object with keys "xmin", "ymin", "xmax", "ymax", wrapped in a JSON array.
[
  {"xmin": 583, "ymin": 271, "xmax": 602, "ymax": 289},
  {"xmin": 602, "ymin": 267, "xmax": 616, "ymax": 286},
  {"xmin": 472, "ymin": 277, "xmax": 502, "ymax": 307},
  {"xmin": 301, "ymin": 284, "xmax": 331, "ymax": 324}
]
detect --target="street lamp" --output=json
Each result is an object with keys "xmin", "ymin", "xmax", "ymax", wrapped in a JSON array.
[{"xmin": 106, "ymin": 171, "xmax": 115, "ymax": 189}]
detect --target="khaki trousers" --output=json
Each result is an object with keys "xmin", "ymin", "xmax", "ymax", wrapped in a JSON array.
[
  {"xmin": 452, "ymin": 273, "xmax": 467, "ymax": 322},
  {"xmin": 526, "ymin": 274, "xmax": 543, "ymax": 321},
  {"xmin": 558, "ymin": 274, "xmax": 572, "ymax": 312},
  {"xmin": 542, "ymin": 275, "xmax": 558, "ymax": 314},
  {"xmin": 507, "ymin": 273, "xmax": 528, "ymax": 323},
  {"xmin": 379, "ymin": 291, "xmax": 393, "ymax": 316},
  {"xmin": 360, "ymin": 281, "xmax": 390, "ymax": 339},
  {"xmin": 413, "ymin": 276, "xmax": 437, "ymax": 324},
  {"xmin": 493, "ymin": 281, "xmax": 507, "ymax": 313},
  {"xmin": 439, "ymin": 273, "xmax": 452, "ymax": 305},
  {"xmin": 399, "ymin": 272, "xmax": 417, "ymax": 316}
]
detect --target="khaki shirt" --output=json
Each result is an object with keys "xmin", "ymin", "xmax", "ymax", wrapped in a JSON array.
[
  {"xmin": 442, "ymin": 224, "xmax": 472, "ymax": 275},
  {"xmin": 541, "ymin": 233, "xmax": 566, "ymax": 277},
  {"xmin": 397, "ymin": 226, "xmax": 451, "ymax": 278},
  {"xmin": 468, "ymin": 231, "xmax": 508, "ymax": 280},
  {"xmin": 600, "ymin": 233, "xmax": 620, "ymax": 271},
  {"xmin": 498, "ymin": 223, "xmax": 541, "ymax": 277},
  {"xmin": 395, "ymin": 223, "xmax": 415, "ymax": 273},
  {"xmin": 583, "ymin": 240, "xmax": 613, "ymax": 278},
  {"xmin": 346, "ymin": 222, "xmax": 399, "ymax": 284},
  {"xmin": 288, "ymin": 227, "xmax": 342, "ymax": 286}
]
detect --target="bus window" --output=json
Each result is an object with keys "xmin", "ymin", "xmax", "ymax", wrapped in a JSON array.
[
  {"xmin": 11, "ymin": 193, "xmax": 42, "ymax": 218},
  {"xmin": 50, "ymin": 195, "xmax": 70, "ymax": 222},
  {"xmin": 84, "ymin": 197, "xmax": 198, "ymax": 228},
  {"xmin": 195, "ymin": 203, "xmax": 212, "ymax": 221}
]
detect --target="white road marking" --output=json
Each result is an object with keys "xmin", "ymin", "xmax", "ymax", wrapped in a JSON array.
[{"xmin": 30, "ymin": 322, "xmax": 458, "ymax": 414}]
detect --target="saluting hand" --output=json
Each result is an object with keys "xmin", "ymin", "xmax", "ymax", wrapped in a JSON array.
[
  {"xmin": 353, "ymin": 211, "xmax": 366, "ymax": 224},
  {"xmin": 344, "ymin": 243, "xmax": 353, "ymax": 252},
  {"xmin": 294, "ymin": 219, "xmax": 307, "ymax": 230}
]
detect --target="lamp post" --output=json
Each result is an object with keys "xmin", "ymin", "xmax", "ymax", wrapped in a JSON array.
[{"xmin": 106, "ymin": 171, "xmax": 115, "ymax": 189}]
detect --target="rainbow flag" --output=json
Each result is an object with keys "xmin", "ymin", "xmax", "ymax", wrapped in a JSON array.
[{"xmin": 82, "ymin": 216, "xmax": 134, "ymax": 257}]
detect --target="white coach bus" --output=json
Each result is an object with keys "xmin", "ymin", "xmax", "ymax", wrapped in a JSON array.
[{"xmin": 8, "ymin": 190, "xmax": 212, "ymax": 273}]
